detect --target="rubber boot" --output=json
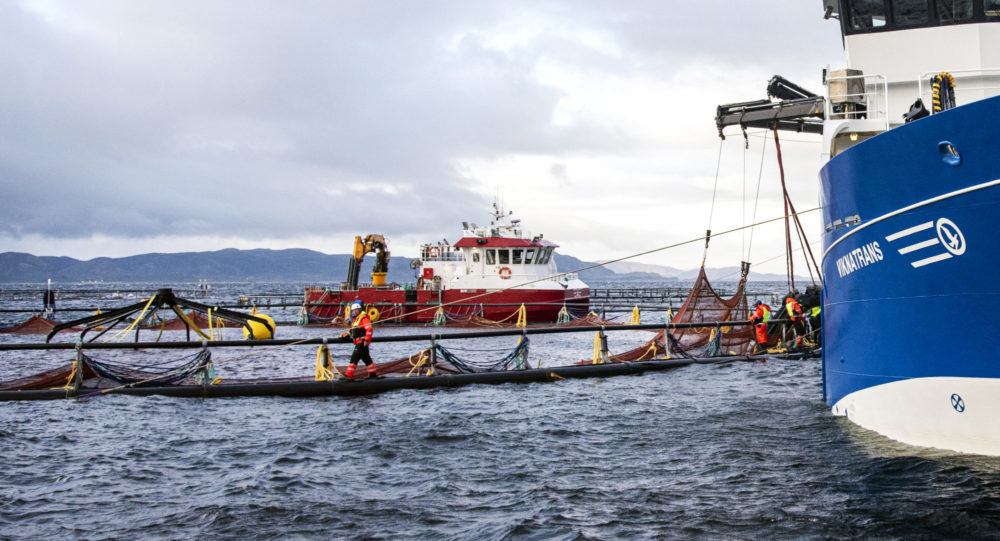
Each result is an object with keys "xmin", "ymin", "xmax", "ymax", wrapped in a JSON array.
[
  {"xmin": 345, "ymin": 363, "xmax": 356, "ymax": 379},
  {"xmin": 367, "ymin": 364, "xmax": 379, "ymax": 379}
]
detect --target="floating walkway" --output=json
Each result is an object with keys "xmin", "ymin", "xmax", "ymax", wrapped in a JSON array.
[{"xmin": 0, "ymin": 351, "xmax": 816, "ymax": 402}]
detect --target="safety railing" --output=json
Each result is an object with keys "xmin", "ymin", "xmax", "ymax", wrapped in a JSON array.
[
  {"xmin": 824, "ymin": 72, "xmax": 889, "ymax": 131},
  {"xmin": 917, "ymin": 68, "xmax": 1000, "ymax": 108}
]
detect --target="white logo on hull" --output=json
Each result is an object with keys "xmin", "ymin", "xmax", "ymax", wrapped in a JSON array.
[{"xmin": 885, "ymin": 218, "xmax": 965, "ymax": 268}]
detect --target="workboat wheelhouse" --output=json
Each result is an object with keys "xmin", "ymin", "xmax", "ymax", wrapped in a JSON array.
[{"xmin": 304, "ymin": 204, "xmax": 590, "ymax": 324}]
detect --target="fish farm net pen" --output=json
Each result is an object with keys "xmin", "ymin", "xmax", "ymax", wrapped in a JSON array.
[{"xmin": 0, "ymin": 321, "xmax": 753, "ymax": 351}]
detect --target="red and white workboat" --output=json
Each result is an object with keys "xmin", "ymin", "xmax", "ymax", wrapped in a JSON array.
[{"xmin": 303, "ymin": 204, "xmax": 590, "ymax": 324}]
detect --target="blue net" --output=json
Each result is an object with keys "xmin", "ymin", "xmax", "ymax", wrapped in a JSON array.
[
  {"xmin": 433, "ymin": 337, "xmax": 530, "ymax": 373},
  {"xmin": 81, "ymin": 350, "xmax": 212, "ymax": 386}
]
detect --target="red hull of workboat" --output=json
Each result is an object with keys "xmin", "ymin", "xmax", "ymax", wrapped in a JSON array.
[{"xmin": 304, "ymin": 286, "xmax": 590, "ymax": 324}]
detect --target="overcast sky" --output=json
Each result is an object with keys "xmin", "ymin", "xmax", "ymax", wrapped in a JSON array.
[{"xmin": 0, "ymin": 1, "xmax": 845, "ymax": 274}]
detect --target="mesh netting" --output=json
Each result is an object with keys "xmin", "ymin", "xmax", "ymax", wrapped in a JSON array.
[
  {"xmin": 595, "ymin": 266, "xmax": 754, "ymax": 363},
  {"xmin": 82, "ymin": 350, "xmax": 214, "ymax": 386},
  {"xmin": 432, "ymin": 337, "xmax": 530, "ymax": 372},
  {"xmin": 1, "ymin": 315, "xmax": 81, "ymax": 335}
]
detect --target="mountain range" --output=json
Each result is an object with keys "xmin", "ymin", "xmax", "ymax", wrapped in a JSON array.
[{"xmin": 0, "ymin": 249, "xmax": 797, "ymax": 284}]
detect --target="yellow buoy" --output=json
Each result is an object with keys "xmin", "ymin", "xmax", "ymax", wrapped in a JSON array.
[
  {"xmin": 367, "ymin": 306, "xmax": 380, "ymax": 322},
  {"xmin": 243, "ymin": 313, "xmax": 276, "ymax": 340}
]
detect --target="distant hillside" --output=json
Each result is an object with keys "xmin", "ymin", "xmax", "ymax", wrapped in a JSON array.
[
  {"xmin": 0, "ymin": 249, "xmax": 415, "ymax": 283},
  {"xmin": 0, "ymin": 249, "xmax": 664, "ymax": 284},
  {"xmin": 604, "ymin": 259, "xmax": 808, "ymax": 283},
  {"xmin": 0, "ymin": 249, "xmax": 800, "ymax": 284},
  {"xmin": 552, "ymin": 254, "xmax": 669, "ymax": 282}
]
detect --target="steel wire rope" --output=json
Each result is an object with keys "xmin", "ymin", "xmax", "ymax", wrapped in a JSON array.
[
  {"xmin": 742, "ymin": 133, "xmax": 747, "ymax": 261},
  {"xmin": 746, "ymin": 129, "xmax": 769, "ymax": 262},
  {"xmin": 712, "ymin": 235, "xmax": 823, "ymax": 281},
  {"xmin": 703, "ymin": 138, "xmax": 725, "ymax": 264}
]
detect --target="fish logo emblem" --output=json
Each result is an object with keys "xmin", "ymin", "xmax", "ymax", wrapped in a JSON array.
[{"xmin": 885, "ymin": 218, "xmax": 965, "ymax": 268}]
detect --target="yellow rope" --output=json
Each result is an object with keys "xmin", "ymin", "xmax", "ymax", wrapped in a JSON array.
[
  {"xmin": 208, "ymin": 307, "xmax": 214, "ymax": 341},
  {"xmin": 515, "ymin": 304, "xmax": 527, "ymax": 328},
  {"xmin": 406, "ymin": 350, "xmax": 431, "ymax": 377},
  {"xmin": 494, "ymin": 306, "xmax": 522, "ymax": 324},
  {"xmin": 637, "ymin": 341, "xmax": 658, "ymax": 361},
  {"xmin": 103, "ymin": 296, "xmax": 157, "ymax": 343},
  {"xmin": 171, "ymin": 306, "xmax": 212, "ymax": 341},
  {"xmin": 315, "ymin": 344, "xmax": 334, "ymax": 381},
  {"xmin": 54, "ymin": 360, "xmax": 78, "ymax": 390},
  {"xmin": 155, "ymin": 314, "xmax": 165, "ymax": 342},
  {"xmin": 630, "ymin": 305, "xmax": 640, "ymax": 325},
  {"xmin": 592, "ymin": 332, "xmax": 602, "ymax": 364}
]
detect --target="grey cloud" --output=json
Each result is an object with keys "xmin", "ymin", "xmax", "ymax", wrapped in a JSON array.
[{"xmin": 0, "ymin": 1, "xmax": 837, "ymax": 246}]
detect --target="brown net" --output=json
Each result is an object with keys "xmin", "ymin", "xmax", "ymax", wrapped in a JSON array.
[
  {"xmin": 590, "ymin": 266, "xmax": 755, "ymax": 363},
  {"xmin": 668, "ymin": 266, "xmax": 754, "ymax": 356},
  {"xmin": 1, "ymin": 315, "xmax": 81, "ymax": 335},
  {"xmin": 141, "ymin": 311, "xmax": 227, "ymax": 331},
  {"xmin": 0, "ymin": 361, "xmax": 97, "ymax": 391}
]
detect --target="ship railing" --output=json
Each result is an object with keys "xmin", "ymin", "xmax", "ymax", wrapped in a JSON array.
[
  {"xmin": 824, "ymin": 72, "xmax": 889, "ymax": 131},
  {"xmin": 421, "ymin": 251, "xmax": 464, "ymax": 262},
  {"xmin": 917, "ymin": 68, "xmax": 1000, "ymax": 108}
]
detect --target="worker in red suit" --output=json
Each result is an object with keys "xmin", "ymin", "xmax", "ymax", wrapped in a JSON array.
[
  {"xmin": 750, "ymin": 300, "xmax": 772, "ymax": 354},
  {"xmin": 342, "ymin": 301, "xmax": 377, "ymax": 379}
]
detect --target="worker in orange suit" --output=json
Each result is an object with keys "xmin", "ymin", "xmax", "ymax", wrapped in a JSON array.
[
  {"xmin": 341, "ymin": 301, "xmax": 377, "ymax": 379},
  {"xmin": 750, "ymin": 300, "xmax": 771, "ymax": 354},
  {"xmin": 784, "ymin": 294, "xmax": 805, "ymax": 348}
]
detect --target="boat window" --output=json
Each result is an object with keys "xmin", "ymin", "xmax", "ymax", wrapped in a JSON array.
[
  {"xmin": 486, "ymin": 249, "xmax": 496, "ymax": 265},
  {"xmin": 847, "ymin": 0, "xmax": 888, "ymax": 30},
  {"xmin": 524, "ymin": 248, "xmax": 535, "ymax": 264},
  {"xmin": 892, "ymin": 0, "xmax": 928, "ymax": 25},
  {"xmin": 512, "ymin": 249, "xmax": 523, "ymax": 264},
  {"xmin": 499, "ymin": 249, "xmax": 510, "ymax": 265},
  {"xmin": 537, "ymin": 247, "xmax": 551, "ymax": 264},
  {"xmin": 936, "ymin": 0, "xmax": 974, "ymax": 22},
  {"xmin": 472, "ymin": 251, "xmax": 480, "ymax": 263},
  {"xmin": 988, "ymin": 0, "xmax": 1000, "ymax": 16}
]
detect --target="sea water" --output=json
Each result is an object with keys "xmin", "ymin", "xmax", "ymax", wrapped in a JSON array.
[{"xmin": 2, "ymin": 282, "xmax": 1000, "ymax": 539}]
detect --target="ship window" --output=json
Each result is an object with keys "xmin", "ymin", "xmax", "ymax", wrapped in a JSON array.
[
  {"xmin": 472, "ymin": 251, "xmax": 480, "ymax": 263},
  {"xmin": 936, "ymin": 0, "xmax": 973, "ymax": 22},
  {"xmin": 486, "ymin": 249, "xmax": 496, "ymax": 265},
  {"xmin": 499, "ymin": 249, "xmax": 510, "ymax": 265},
  {"xmin": 987, "ymin": 0, "xmax": 1000, "ymax": 16},
  {"xmin": 512, "ymin": 249, "xmax": 523, "ymax": 264},
  {"xmin": 847, "ymin": 0, "xmax": 888, "ymax": 30},
  {"xmin": 538, "ymin": 247, "xmax": 551, "ymax": 264},
  {"xmin": 524, "ymin": 248, "xmax": 535, "ymax": 264},
  {"xmin": 892, "ymin": 0, "xmax": 928, "ymax": 25}
]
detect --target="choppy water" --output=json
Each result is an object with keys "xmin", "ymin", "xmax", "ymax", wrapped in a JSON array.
[{"xmin": 3, "ymin": 283, "xmax": 1000, "ymax": 539}]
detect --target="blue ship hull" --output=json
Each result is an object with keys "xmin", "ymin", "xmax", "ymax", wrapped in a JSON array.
[{"xmin": 820, "ymin": 95, "xmax": 1000, "ymax": 454}]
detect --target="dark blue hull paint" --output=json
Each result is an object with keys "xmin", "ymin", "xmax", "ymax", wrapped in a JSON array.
[{"xmin": 820, "ymin": 95, "xmax": 1000, "ymax": 406}]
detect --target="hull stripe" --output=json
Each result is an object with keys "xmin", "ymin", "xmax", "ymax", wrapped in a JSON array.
[
  {"xmin": 897, "ymin": 238, "xmax": 940, "ymax": 254},
  {"xmin": 912, "ymin": 252, "xmax": 953, "ymax": 267},
  {"xmin": 822, "ymin": 178, "xmax": 1000, "ymax": 262},
  {"xmin": 885, "ymin": 220, "xmax": 934, "ymax": 241}
]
